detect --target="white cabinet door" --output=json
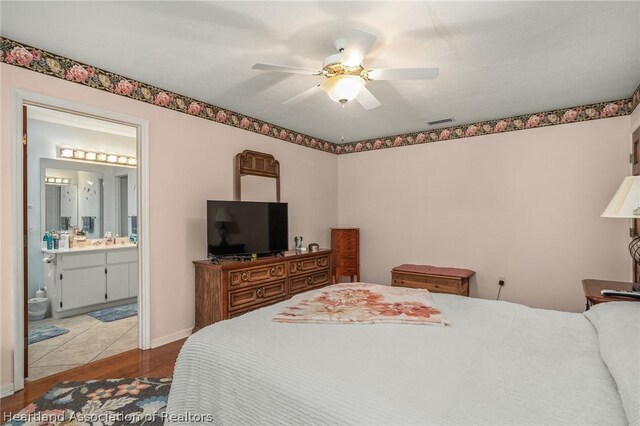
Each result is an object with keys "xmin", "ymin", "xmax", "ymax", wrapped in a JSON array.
[
  {"xmin": 107, "ymin": 263, "xmax": 130, "ymax": 302},
  {"xmin": 129, "ymin": 262, "xmax": 139, "ymax": 297},
  {"xmin": 60, "ymin": 267, "xmax": 106, "ymax": 310}
]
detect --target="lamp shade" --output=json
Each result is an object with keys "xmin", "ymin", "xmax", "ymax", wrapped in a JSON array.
[
  {"xmin": 321, "ymin": 75, "xmax": 365, "ymax": 103},
  {"xmin": 601, "ymin": 176, "xmax": 640, "ymax": 218},
  {"xmin": 214, "ymin": 207, "xmax": 233, "ymax": 223}
]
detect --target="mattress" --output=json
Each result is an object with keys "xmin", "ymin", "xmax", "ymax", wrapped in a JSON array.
[{"xmin": 167, "ymin": 288, "xmax": 638, "ymax": 425}]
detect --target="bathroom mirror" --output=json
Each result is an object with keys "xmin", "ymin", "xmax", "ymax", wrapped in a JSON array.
[
  {"xmin": 41, "ymin": 159, "xmax": 137, "ymax": 239},
  {"xmin": 234, "ymin": 150, "xmax": 280, "ymax": 202}
]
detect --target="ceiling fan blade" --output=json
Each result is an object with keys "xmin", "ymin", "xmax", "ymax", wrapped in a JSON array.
[
  {"xmin": 367, "ymin": 67, "xmax": 440, "ymax": 81},
  {"xmin": 355, "ymin": 87, "xmax": 381, "ymax": 110},
  {"xmin": 340, "ymin": 30, "xmax": 377, "ymax": 67},
  {"xmin": 283, "ymin": 84, "xmax": 322, "ymax": 105},
  {"xmin": 252, "ymin": 63, "xmax": 321, "ymax": 76}
]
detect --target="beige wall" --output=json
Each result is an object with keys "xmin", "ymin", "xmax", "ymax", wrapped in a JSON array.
[
  {"xmin": 0, "ymin": 64, "xmax": 339, "ymax": 387},
  {"xmin": 1, "ymin": 61, "xmax": 636, "ymax": 389},
  {"xmin": 631, "ymin": 102, "xmax": 640, "ymax": 133},
  {"xmin": 338, "ymin": 117, "xmax": 631, "ymax": 313}
]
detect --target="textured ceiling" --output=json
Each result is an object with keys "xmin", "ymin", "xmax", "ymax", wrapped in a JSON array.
[{"xmin": 2, "ymin": 1, "xmax": 639, "ymax": 143}]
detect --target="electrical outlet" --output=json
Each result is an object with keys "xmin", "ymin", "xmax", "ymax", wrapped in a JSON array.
[{"xmin": 498, "ymin": 277, "xmax": 505, "ymax": 286}]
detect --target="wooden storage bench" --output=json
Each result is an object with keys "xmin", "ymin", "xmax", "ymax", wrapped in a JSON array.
[{"xmin": 391, "ymin": 264, "xmax": 475, "ymax": 296}]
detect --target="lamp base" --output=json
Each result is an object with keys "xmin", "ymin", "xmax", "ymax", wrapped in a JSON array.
[{"xmin": 633, "ymin": 283, "xmax": 640, "ymax": 292}]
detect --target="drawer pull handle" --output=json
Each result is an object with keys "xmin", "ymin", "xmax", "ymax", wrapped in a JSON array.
[
  {"xmin": 270, "ymin": 267, "xmax": 277, "ymax": 276},
  {"xmin": 241, "ymin": 272, "xmax": 248, "ymax": 281},
  {"xmin": 307, "ymin": 276, "xmax": 313, "ymax": 284},
  {"xmin": 297, "ymin": 262, "xmax": 302, "ymax": 269},
  {"xmin": 256, "ymin": 288, "xmax": 264, "ymax": 298}
]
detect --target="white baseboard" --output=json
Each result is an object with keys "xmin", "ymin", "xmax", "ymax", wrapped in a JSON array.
[
  {"xmin": 1, "ymin": 383, "xmax": 14, "ymax": 398},
  {"xmin": 150, "ymin": 327, "xmax": 192, "ymax": 349}
]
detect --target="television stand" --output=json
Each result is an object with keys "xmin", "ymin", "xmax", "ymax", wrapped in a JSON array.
[{"xmin": 194, "ymin": 249, "xmax": 333, "ymax": 330}]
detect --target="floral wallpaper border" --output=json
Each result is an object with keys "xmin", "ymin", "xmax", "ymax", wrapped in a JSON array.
[
  {"xmin": 1, "ymin": 37, "xmax": 638, "ymax": 156},
  {"xmin": 632, "ymin": 82, "xmax": 640, "ymax": 112},
  {"xmin": 0, "ymin": 37, "xmax": 338, "ymax": 154},
  {"xmin": 337, "ymin": 97, "xmax": 636, "ymax": 154}
]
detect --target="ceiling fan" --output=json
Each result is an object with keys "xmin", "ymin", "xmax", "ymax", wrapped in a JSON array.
[{"xmin": 252, "ymin": 30, "xmax": 440, "ymax": 110}]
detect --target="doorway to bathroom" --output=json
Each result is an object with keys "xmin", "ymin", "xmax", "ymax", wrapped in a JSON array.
[{"xmin": 21, "ymin": 102, "xmax": 144, "ymax": 383}]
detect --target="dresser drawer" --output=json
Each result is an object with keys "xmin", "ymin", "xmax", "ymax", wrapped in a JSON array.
[
  {"xmin": 229, "ymin": 295, "xmax": 288, "ymax": 319},
  {"xmin": 335, "ymin": 239, "xmax": 357, "ymax": 252},
  {"xmin": 289, "ymin": 255, "xmax": 329, "ymax": 276},
  {"xmin": 107, "ymin": 249, "xmax": 138, "ymax": 264},
  {"xmin": 61, "ymin": 252, "xmax": 106, "ymax": 269},
  {"xmin": 229, "ymin": 263, "xmax": 286, "ymax": 288},
  {"xmin": 336, "ymin": 254, "xmax": 358, "ymax": 266},
  {"xmin": 392, "ymin": 272, "xmax": 468, "ymax": 296},
  {"xmin": 289, "ymin": 270, "xmax": 331, "ymax": 295},
  {"xmin": 393, "ymin": 279, "xmax": 467, "ymax": 295},
  {"xmin": 229, "ymin": 280, "xmax": 287, "ymax": 311}
]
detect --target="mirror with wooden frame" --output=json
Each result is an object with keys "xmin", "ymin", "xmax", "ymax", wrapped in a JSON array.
[{"xmin": 234, "ymin": 150, "xmax": 280, "ymax": 202}]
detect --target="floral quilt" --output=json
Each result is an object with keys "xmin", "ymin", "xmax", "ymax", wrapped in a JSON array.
[{"xmin": 274, "ymin": 283, "xmax": 446, "ymax": 326}]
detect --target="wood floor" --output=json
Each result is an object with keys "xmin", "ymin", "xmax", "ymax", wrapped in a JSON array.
[{"xmin": 0, "ymin": 338, "xmax": 185, "ymax": 419}]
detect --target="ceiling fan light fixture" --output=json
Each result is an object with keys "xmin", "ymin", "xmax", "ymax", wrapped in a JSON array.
[{"xmin": 321, "ymin": 75, "xmax": 365, "ymax": 103}]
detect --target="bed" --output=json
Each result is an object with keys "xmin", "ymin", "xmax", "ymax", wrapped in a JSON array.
[{"xmin": 166, "ymin": 284, "xmax": 639, "ymax": 425}]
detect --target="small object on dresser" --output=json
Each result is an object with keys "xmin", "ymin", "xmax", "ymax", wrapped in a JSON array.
[
  {"xmin": 600, "ymin": 289, "xmax": 640, "ymax": 299},
  {"xmin": 60, "ymin": 232, "xmax": 69, "ymax": 250},
  {"xmin": 43, "ymin": 232, "xmax": 52, "ymax": 250},
  {"xmin": 581, "ymin": 279, "xmax": 640, "ymax": 310},
  {"xmin": 294, "ymin": 236, "xmax": 303, "ymax": 251},
  {"xmin": 308, "ymin": 243, "xmax": 319, "ymax": 253}
]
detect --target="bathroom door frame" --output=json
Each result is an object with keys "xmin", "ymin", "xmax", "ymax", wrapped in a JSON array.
[{"xmin": 12, "ymin": 90, "xmax": 151, "ymax": 393}]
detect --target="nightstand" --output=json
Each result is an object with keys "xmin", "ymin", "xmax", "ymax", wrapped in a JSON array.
[{"xmin": 582, "ymin": 279, "xmax": 640, "ymax": 311}]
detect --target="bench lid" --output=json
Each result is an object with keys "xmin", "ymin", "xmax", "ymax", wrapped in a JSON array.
[{"xmin": 392, "ymin": 264, "xmax": 475, "ymax": 279}]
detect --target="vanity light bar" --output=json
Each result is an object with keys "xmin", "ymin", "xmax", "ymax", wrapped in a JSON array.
[
  {"xmin": 58, "ymin": 148, "xmax": 137, "ymax": 167},
  {"xmin": 44, "ymin": 177, "xmax": 70, "ymax": 185}
]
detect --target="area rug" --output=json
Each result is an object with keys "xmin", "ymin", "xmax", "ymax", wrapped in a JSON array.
[
  {"xmin": 2, "ymin": 377, "xmax": 172, "ymax": 426},
  {"xmin": 28, "ymin": 325, "xmax": 69, "ymax": 345},
  {"xmin": 88, "ymin": 303, "xmax": 137, "ymax": 322}
]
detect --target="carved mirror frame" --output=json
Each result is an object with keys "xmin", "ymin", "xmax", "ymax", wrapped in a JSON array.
[{"xmin": 234, "ymin": 150, "xmax": 281, "ymax": 202}]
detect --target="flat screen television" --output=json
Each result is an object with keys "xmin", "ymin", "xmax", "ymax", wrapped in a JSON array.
[{"xmin": 207, "ymin": 200, "xmax": 288, "ymax": 257}]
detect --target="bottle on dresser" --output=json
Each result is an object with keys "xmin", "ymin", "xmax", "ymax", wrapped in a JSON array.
[
  {"xmin": 59, "ymin": 232, "xmax": 69, "ymax": 250},
  {"xmin": 43, "ymin": 232, "xmax": 52, "ymax": 250}
]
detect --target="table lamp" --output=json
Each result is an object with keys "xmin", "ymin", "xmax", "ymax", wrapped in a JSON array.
[
  {"xmin": 601, "ymin": 176, "xmax": 640, "ymax": 291},
  {"xmin": 215, "ymin": 207, "xmax": 233, "ymax": 246}
]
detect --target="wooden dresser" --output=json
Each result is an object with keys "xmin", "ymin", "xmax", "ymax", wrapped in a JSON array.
[
  {"xmin": 331, "ymin": 228, "xmax": 360, "ymax": 283},
  {"xmin": 193, "ymin": 249, "xmax": 332, "ymax": 330}
]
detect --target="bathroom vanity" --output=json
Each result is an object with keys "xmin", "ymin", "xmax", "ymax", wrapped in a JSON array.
[{"xmin": 43, "ymin": 244, "xmax": 138, "ymax": 319}]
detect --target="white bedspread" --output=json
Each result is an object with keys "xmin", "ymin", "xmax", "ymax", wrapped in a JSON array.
[{"xmin": 167, "ymin": 291, "xmax": 629, "ymax": 425}]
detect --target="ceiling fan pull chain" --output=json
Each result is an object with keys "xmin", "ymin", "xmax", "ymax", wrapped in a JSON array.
[{"xmin": 341, "ymin": 102, "xmax": 345, "ymax": 142}]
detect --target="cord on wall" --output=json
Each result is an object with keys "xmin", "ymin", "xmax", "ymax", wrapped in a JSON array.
[{"xmin": 496, "ymin": 279, "xmax": 505, "ymax": 300}]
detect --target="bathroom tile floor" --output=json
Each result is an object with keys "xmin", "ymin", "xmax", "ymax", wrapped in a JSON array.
[{"xmin": 27, "ymin": 313, "xmax": 138, "ymax": 382}]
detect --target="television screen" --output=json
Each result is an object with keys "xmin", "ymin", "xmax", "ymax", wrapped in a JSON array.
[{"xmin": 207, "ymin": 200, "xmax": 288, "ymax": 257}]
